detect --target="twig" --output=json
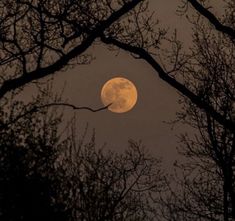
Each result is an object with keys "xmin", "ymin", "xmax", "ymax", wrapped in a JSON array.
[{"xmin": 0, "ymin": 102, "xmax": 112, "ymax": 130}]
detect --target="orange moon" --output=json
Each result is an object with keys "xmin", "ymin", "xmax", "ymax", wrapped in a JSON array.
[{"xmin": 101, "ymin": 77, "xmax": 138, "ymax": 113}]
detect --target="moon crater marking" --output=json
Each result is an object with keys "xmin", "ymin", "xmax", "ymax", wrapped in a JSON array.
[{"xmin": 101, "ymin": 77, "xmax": 138, "ymax": 113}]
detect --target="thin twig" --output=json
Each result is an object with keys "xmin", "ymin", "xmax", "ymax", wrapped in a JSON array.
[{"xmin": 0, "ymin": 102, "xmax": 112, "ymax": 130}]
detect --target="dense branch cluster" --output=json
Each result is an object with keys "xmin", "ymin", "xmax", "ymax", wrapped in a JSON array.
[
  {"xmin": 0, "ymin": 0, "xmax": 235, "ymax": 221},
  {"xmin": 0, "ymin": 0, "xmax": 143, "ymax": 99},
  {"xmin": 0, "ymin": 96, "xmax": 163, "ymax": 221}
]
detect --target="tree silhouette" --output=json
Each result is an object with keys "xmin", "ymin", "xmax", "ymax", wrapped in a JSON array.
[
  {"xmin": 0, "ymin": 96, "xmax": 66, "ymax": 220},
  {"xmin": 55, "ymin": 127, "xmax": 164, "ymax": 221},
  {"xmin": 0, "ymin": 0, "xmax": 234, "ymax": 130},
  {"xmin": 1, "ymin": 1, "xmax": 235, "ymax": 220},
  {"xmin": 152, "ymin": 4, "xmax": 235, "ymax": 219},
  {"xmin": 97, "ymin": 1, "xmax": 235, "ymax": 220},
  {"xmin": 100, "ymin": 0, "xmax": 235, "ymax": 131},
  {"xmin": 0, "ymin": 0, "xmax": 143, "ymax": 99},
  {"xmin": 155, "ymin": 110, "xmax": 235, "ymax": 221},
  {"xmin": 0, "ymin": 93, "xmax": 164, "ymax": 220}
]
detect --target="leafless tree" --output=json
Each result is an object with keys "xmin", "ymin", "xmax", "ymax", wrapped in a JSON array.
[
  {"xmin": 151, "ymin": 3, "xmax": 235, "ymax": 220},
  {"xmin": 101, "ymin": 0, "xmax": 235, "ymax": 131},
  {"xmin": 0, "ymin": 90, "xmax": 164, "ymax": 221},
  {"xmin": 154, "ymin": 109, "xmax": 235, "ymax": 221},
  {"xmin": 0, "ymin": 92, "xmax": 66, "ymax": 220},
  {"xmin": 1, "ymin": 1, "xmax": 235, "ymax": 220},
  {"xmin": 0, "ymin": 0, "xmax": 144, "ymax": 100},
  {"xmin": 99, "ymin": 1, "xmax": 235, "ymax": 220},
  {"xmin": 55, "ymin": 127, "xmax": 164, "ymax": 221},
  {"xmin": 0, "ymin": 0, "xmax": 234, "ymax": 131}
]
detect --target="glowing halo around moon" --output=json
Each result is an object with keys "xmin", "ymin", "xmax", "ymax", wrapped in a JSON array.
[{"xmin": 101, "ymin": 77, "xmax": 138, "ymax": 113}]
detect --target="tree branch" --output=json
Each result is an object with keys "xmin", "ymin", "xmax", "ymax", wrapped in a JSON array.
[
  {"xmin": 101, "ymin": 35, "xmax": 235, "ymax": 131},
  {"xmin": 39, "ymin": 102, "xmax": 112, "ymax": 112},
  {"xmin": 0, "ymin": 102, "xmax": 112, "ymax": 130},
  {"xmin": 188, "ymin": 0, "xmax": 235, "ymax": 39},
  {"xmin": 0, "ymin": 0, "xmax": 143, "ymax": 99}
]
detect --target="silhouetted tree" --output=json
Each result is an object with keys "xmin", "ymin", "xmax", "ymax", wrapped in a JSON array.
[
  {"xmin": 55, "ymin": 126, "xmax": 164, "ymax": 221},
  {"xmin": 152, "ymin": 4, "xmax": 235, "ymax": 220},
  {"xmin": 0, "ymin": 0, "xmax": 144, "ymax": 100},
  {"xmin": 0, "ymin": 94, "xmax": 66, "ymax": 220},
  {"xmin": 101, "ymin": 0, "xmax": 235, "ymax": 131},
  {"xmin": 155, "ymin": 113, "xmax": 235, "ymax": 221},
  {"xmin": 95, "ymin": 1, "xmax": 235, "ymax": 220},
  {"xmin": 0, "ymin": 92, "xmax": 164, "ymax": 220},
  {"xmin": 1, "ymin": 1, "xmax": 235, "ymax": 220},
  {"xmin": 0, "ymin": 0, "xmax": 234, "ymax": 129}
]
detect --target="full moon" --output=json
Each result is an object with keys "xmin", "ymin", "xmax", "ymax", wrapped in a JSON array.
[{"xmin": 101, "ymin": 77, "xmax": 138, "ymax": 113}]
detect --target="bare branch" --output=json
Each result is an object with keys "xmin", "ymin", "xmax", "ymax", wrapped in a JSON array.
[
  {"xmin": 188, "ymin": 0, "xmax": 235, "ymax": 39},
  {"xmin": 101, "ymin": 35, "xmax": 235, "ymax": 132},
  {"xmin": 0, "ymin": 102, "xmax": 112, "ymax": 130},
  {"xmin": 0, "ymin": 0, "xmax": 144, "ymax": 99}
]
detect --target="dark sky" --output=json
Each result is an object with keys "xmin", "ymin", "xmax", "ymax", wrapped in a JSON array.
[{"xmin": 24, "ymin": 0, "xmax": 222, "ymax": 165}]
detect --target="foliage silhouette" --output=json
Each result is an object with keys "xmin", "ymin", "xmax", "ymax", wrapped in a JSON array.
[
  {"xmin": 0, "ymin": 95, "xmax": 164, "ymax": 220},
  {"xmin": 0, "ymin": 1, "xmax": 235, "ymax": 221},
  {"xmin": 0, "ymin": 97, "xmax": 66, "ymax": 220}
]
